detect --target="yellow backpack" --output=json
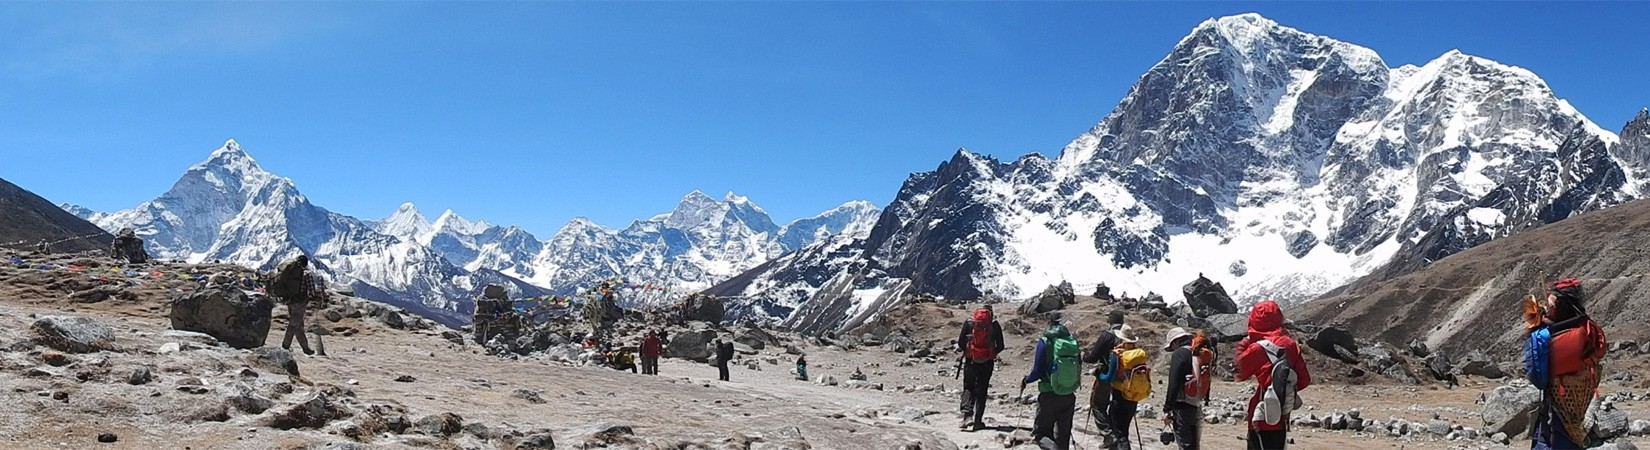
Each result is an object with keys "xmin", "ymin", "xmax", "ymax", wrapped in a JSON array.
[{"xmin": 1111, "ymin": 347, "xmax": 1152, "ymax": 402}]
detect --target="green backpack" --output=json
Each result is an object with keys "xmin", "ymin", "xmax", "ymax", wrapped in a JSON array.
[{"xmin": 1044, "ymin": 333, "xmax": 1082, "ymax": 395}]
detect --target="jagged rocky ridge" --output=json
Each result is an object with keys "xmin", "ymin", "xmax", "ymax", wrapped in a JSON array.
[{"xmin": 713, "ymin": 13, "xmax": 1649, "ymax": 334}]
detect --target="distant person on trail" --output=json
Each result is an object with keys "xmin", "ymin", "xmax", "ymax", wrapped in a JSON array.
[
  {"xmin": 610, "ymin": 347, "xmax": 638, "ymax": 373},
  {"xmin": 1108, "ymin": 325, "xmax": 1151, "ymax": 450},
  {"xmin": 640, "ymin": 332, "xmax": 662, "ymax": 375},
  {"xmin": 714, "ymin": 338, "xmax": 735, "ymax": 381},
  {"xmin": 957, "ymin": 304, "xmax": 1005, "ymax": 431},
  {"xmin": 1083, "ymin": 310, "xmax": 1127, "ymax": 445},
  {"xmin": 268, "ymin": 255, "xmax": 316, "ymax": 355},
  {"xmin": 1235, "ymin": 300, "xmax": 1311, "ymax": 450},
  {"xmin": 1020, "ymin": 313, "xmax": 1082, "ymax": 450},
  {"xmin": 795, "ymin": 354, "xmax": 809, "ymax": 381},
  {"xmin": 1162, "ymin": 327, "xmax": 1213, "ymax": 449},
  {"xmin": 1525, "ymin": 278, "xmax": 1606, "ymax": 450}
]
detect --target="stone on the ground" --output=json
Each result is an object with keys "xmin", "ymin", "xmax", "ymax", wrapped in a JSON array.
[
  {"xmin": 222, "ymin": 382, "xmax": 275, "ymax": 414},
  {"xmin": 1482, "ymin": 381, "xmax": 1541, "ymax": 436},
  {"xmin": 395, "ymin": 375, "xmax": 417, "ymax": 382},
  {"xmin": 1021, "ymin": 282, "xmax": 1073, "ymax": 314},
  {"xmin": 31, "ymin": 315, "xmax": 116, "ymax": 353},
  {"xmin": 1407, "ymin": 338, "xmax": 1430, "ymax": 357},
  {"xmin": 1306, "ymin": 326, "xmax": 1360, "ymax": 363},
  {"xmin": 245, "ymin": 347, "xmax": 301, "ymax": 376},
  {"xmin": 517, "ymin": 431, "xmax": 555, "ymax": 449},
  {"xmin": 1590, "ymin": 400, "xmax": 1631, "ymax": 440},
  {"xmin": 416, "ymin": 413, "xmax": 464, "ymax": 436},
  {"xmin": 379, "ymin": 310, "xmax": 407, "ymax": 330},
  {"xmin": 1631, "ymin": 419, "xmax": 1650, "ymax": 437},
  {"xmin": 1457, "ymin": 350, "xmax": 1507, "ymax": 379},
  {"xmin": 665, "ymin": 330, "xmax": 716, "ymax": 362},
  {"xmin": 1181, "ymin": 275, "xmax": 1238, "ymax": 317},
  {"xmin": 512, "ymin": 389, "xmax": 547, "ymax": 404},
  {"xmin": 681, "ymin": 295, "xmax": 726, "ymax": 323},
  {"xmin": 264, "ymin": 392, "xmax": 348, "ymax": 430},
  {"xmin": 127, "ymin": 367, "xmax": 152, "ymax": 385},
  {"xmin": 167, "ymin": 286, "xmax": 274, "ymax": 349},
  {"xmin": 1423, "ymin": 352, "xmax": 1454, "ymax": 381},
  {"xmin": 97, "ymin": 433, "xmax": 117, "ymax": 443}
]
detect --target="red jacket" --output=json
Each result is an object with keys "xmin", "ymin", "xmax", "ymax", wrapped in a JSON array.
[
  {"xmin": 1235, "ymin": 301, "xmax": 1312, "ymax": 431},
  {"xmin": 641, "ymin": 336, "xmax": 662, "ymax": 357}
]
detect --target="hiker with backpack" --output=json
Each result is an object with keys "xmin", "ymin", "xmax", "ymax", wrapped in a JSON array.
[
  {"xmin": 640, "ymin": 331, "xmax": 662, "ymax": 375},
  {"xmin": 1162, "ymin": 327, "xmax": 1213, "ymax": 449},
  {"xmin": 1524, "ymin": 278, "xmax": 1606, "ymax": 450},
  {"xmin": 1020, "ymin": 313, "xmax": 1082, "ymax": 450},
  {"xmin": 957, "ymin": 304, "xmax": 1006, "ymax": 430},
  {"xmin": 1108, "ymin": 325, "xmax": 1151, "ymax": 450},
  {"xmin": 1235, "ymin": 300, "xmax": 1311, "ymax": 450},
  {"xmin": 1082, "ymin": 311, "xmax": 1127, "ymax": 445}
]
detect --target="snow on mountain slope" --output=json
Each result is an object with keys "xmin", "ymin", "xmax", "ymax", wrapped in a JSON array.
[
  {"xmin": 89, "ymin": 140, "xmax": 548, "ymax": 326},
  {"xmin": 721, "ymin": 13, "xmax": 1644, "ymax": 334}
]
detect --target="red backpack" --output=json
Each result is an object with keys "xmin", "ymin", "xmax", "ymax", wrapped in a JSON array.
[
  {"xmin": 1181, "ymin": 333, "xmax": 1214, "ymax": 405},
  {"xmin": 966, "ymin": 308, "xmax": 996, "ymax": 360}
]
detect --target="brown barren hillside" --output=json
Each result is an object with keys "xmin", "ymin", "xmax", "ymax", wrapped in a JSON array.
[
  {"xmin": 0, "ymin": 177, "xmax": 113, "ymax": 254},
  {"xmin": 1300, "ymin": 198, "xmax": 1650, "ymax": 357}
]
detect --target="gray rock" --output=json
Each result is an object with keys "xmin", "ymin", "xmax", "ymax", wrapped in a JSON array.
[
  {"xmin": 1456, "ymin": 350, "xmax": 1507, "ymax": 379},
  {"xmin": 517, "ymin": 432, "xmax": 555, "ymax": 449},
  {"xmin": 167, "ymin": 286, "xmax": 274, "ymax": 349},
  {"xmin": 1589, "ymin": 400, "xmax": 1630, "ymax": 440},
  {"xmin": 222, "ymin": 382, "xmax": 274, "ymax": 414},
  {"xmin": 1021, "ymin": 282, "xmax": 1073, "ymax": 314},
  {"xmin": 1423, "ymin": 352, "xmax": 1454, "ymax": 381},
  {"xmin": 734, "ymin": 328, "xmax": 772, "ymax": 350},
  {"xmin": 681, "ymin": 295, "xmax": 726, "ymax": 323},
  {"xmin": 263, "ymin": 392, "xmax": 347, "ymax": 430},
  {"xmin": 1307, "ymin": 326, "xmax": 1360, "ymax": 363},
  {"xmin": 379, "ymin": 310, "xmax": 407, "ymax": 330},
  {"xmin": 665, "ymin": 330, "xmax": 716, "ymax": 362},
  {"xmin": 127, "ymin": 367, "xmax": 152, "ymax": 385},
  {"xmin": 1427, "ymin": 419, "xmax": 1450, "ymax": 436},
  {"xmin": 31, "ymin": 316, "xmax": 116, "ymax": 353},
  {"xmin": 245, "ymin": 347, "xmax": 300, "ymax": 376},
  {"xmin": 1630, "ymin": 419, "xmax": 1650, "ymax": 436},
  {"xmin": 512, "ymin": 389, "xmax": 547, "ymax": 404},
  {"xmin": 1206, "ymin": 313, "xmax": 1249, "ymax": 343},
  {"xmin": 1482, "ymin": 381, "xmax": 1541, "ymax": 436},
  {"xmin": 1596, "ymin": 442, "xmax": 1641, "ymax": 450},
  {"xmin": 889, "ymin": 407, "xmax": 928, "ymax": 423},
  {"xmin": 1181, "ymin": 275, "xmax": 1238, "ymax": 317},
  {"xmin": 1491, "ymin": 432, "xmax": 1510, "ymax": 445},
  {"xmin": 416, "ymin": 413, "xmax": 464, "ymax": 436},
  {"xmin": 1407, "ymin": 338, "xmax": 1430, "ymax": 357}
]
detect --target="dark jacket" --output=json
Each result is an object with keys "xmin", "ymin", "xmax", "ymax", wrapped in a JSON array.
[
  {"xmin": 956, "ymin": 319, "xmax": 1006, "ymax": 360},
  {"xmin": 640, "ymin": 336, "xmax": 662, "ymax": 357},
  {"xmin": 1164, "ymin": 345, "xmax": 1193, "ymax": 409},
  {"xmin": 715, "ymin": 342, "xmax": 735, "ymax": 364},
  {"xmin": 1082, "ymin": 325, "xmax": 1121, "ymax": 375}
]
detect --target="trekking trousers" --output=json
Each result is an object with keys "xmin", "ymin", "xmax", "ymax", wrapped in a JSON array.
[
  {"xmin": 1089, "ymin": 381, "xmax": 1115, "ymax": 438},
  {"xmin": 1032, "ymin": 392, "xmax": 1076, "ymax": 450},
  {"xmin": 960, "ymin": 360, "xmax": 995, "ymax": 424},
  {"xmin": 717, "ymin": 362, "xmax": 730, "ymax": 381},
  {"xmin": 1246, "ymin": 428, "xmax": 1288, "ymax": 450},
  {"xmin": 641, "ymin": 356, "xmax": 659, "ymax": 375},
  {"xmin": 282, "ymin": 301, "xmax": 311, "ymax": 353},
  {"xmin": 1168, "ymin": 405, "xmax": 1202, "ymax": 450},
  {"xmin": 1107, "ymin": 397, "xmax": 1139, "ymax": 450}
]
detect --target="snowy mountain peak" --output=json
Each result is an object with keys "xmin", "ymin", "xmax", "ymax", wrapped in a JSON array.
[
  {"xmin": 432, "ymin": 209, "xmax": 490, "ymax": 235},
  {"xmin": 724, "ymin": 192, "xmax": 749, "ymax": 204},
  {"xmin": 57, "ymin": 203, "xmax": 99, "ymax": 221},
  {"xmin": 376, "ymin": 202, "xmax": 432, "ymax": 241}
]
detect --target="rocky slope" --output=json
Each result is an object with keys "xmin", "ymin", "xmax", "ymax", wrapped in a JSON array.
[
  {"xmin": 720, "ymin": 13, "xmax": 1647, "ymax": 335},
  {"xmin": 0, "ymin": 177, "xmax": 113, "ymax": 254}
]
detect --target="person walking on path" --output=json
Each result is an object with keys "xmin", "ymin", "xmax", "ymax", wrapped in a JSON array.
[
  {"xmin": 1107, "ymin": 325, "xmax": 1150, "ymax": 450},
  {"xmin": 269, "ymin": 255, "xmax": 315, "ymax": 355},
  {"xmin": 1021, "ymin": 313, "xmax": 1082, "ymax": 450},
  {"xmin": 957, "ymin": 304, "xmax": 1006, "ymax": 430},
  {"xmin": 714, "ymin": 339, "xmax": 735, "ymax": 381},
  {"xmin": 1236, "ymin": 300, "xmax": 1311, "ymax": 450},
  {"xmin": 1083, "ymin": 310, "xmax": 1126, "ymax": 445},
  {"xmin": 1162, "ymin": 327, "xmax": 1212, "ymax": 449},
  {"xmin": 1525, "ymin": 278, "xmax": 1606, "ymax": 450},
  {"xmin": 640, "ymin": 332, "xmax": 662, "ymax": 375}
]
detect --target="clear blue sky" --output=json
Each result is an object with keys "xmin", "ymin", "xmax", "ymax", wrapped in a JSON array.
[{"xmin": 2, "ymin": 2, "xmax": 1646, "ymax": 237}]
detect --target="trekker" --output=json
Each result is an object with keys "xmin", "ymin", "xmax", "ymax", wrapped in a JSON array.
[
  {"xmin": 1162, "ymin": 327, "xmax": 1213, "ymax": 449},
  {"xmin": 1108, "ymin": 325, "xmax": 1151, "ymax": 450},
  {"xmin": 269, "ymin": 255, "xmax": 316, "ymax": 355},
  {"xmin": 1082, "ymin": 310, "xmax": 1126, "ymax": 445},
  {"xmin": 1236, "ymin": 300, "xmax": 1311, "ymax": 450},
  {"xmin": 795, "ymin": 354, "xmax": 809, "ymax": 381},
  {"xmin": 611, "ymin": 348, "xmax": 638, "ymax": 373},
  {"xmin": 957, "ymin": 304, "xmax": 1006, "ymax": 430},
  {"xmin": 640, "ymin": 332, "xmax": 662, "ymax": 375},
  {"xmin": 1021, "ymin": 314, "xmax": 1082, "ymax": 450},
  {"xmin": 714, "ymin": 339, "xmax": 735, "ymax": 381},
  {"xmin": 1526, "ymin": 278, "xmax": 1606, "ymax": 450}
]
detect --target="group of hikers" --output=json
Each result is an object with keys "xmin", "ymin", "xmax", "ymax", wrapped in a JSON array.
[{"xmin": 959, "ymin": 276, "xmax": 1609, "ymax": 450}]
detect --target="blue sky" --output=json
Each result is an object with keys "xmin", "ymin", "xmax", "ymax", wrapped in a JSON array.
[{"xmin": 2, "ymin": 2, "xmax": 1646, "ymax": 237}]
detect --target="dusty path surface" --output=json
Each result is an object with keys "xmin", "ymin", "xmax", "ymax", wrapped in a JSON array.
[{"xmin": 0, "ymin": 256, "xmax": 1646, "ymax": 449}]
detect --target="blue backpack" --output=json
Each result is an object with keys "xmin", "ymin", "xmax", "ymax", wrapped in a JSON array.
[{"xmin": 1524, "ymin": 327, "xmax": 1551, "ymax": 390}]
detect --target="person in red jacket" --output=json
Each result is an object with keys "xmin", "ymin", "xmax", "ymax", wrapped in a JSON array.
[
  {"xmin": 1235, "ymin": 300, "xmax": 1311, "ymax": 450},
  {"xmin": 640, "ymin": 331, "xmax": 663, "ymax": 376}
]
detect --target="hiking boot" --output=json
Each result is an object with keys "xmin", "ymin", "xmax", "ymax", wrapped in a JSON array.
[
  {"xmin": 969, "ymin": 421, "xmax": 986, "ymax": 431},
  {"xmin": 959, "ymin": 418, "xmax": 972, "ymax": 430}
]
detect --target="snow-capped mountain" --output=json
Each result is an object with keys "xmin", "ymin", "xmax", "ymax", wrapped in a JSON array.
[
  {"xmin": 87, "ymin": 140, "xmax": 549, "ymax": 326},
  {"xmin": 374, "ymin": 191, "xmax": 882, "ymax": 309},
  {"xmin": 714, "ymin": 13, "xmax": 1649, "ymax": 333}
]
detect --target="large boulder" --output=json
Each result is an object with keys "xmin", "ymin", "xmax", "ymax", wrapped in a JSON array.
[
  {"xmin": 1307, "ymin": 326, "xmax": 1360, "ymax": 363},
  {"xmin": 665, "ymin": 329, "xmax": 716, "ymax": 362},
  {"xmin": 1590, "ymin": 400, "xmax": 1631, "ymax": 441},
  {"xmin": 680, "ymin": 295, "xmax": 726, "ymax": 323},
  {"xmin": 1457, "ymin": 350, "xmax": 1507, "ymax": 379},
  {"xmin": 245, "ymin": 347, "xmax": 300, "ymax": 376},
  {"xmin": 1206, "ymin": 313, "xmax": 1249, "ymax": 343},
  {"xmin": 168, "ymin": 286, "xmax": 274, "ymax": 349},
  {"xmin": 1181, "ymin": 275, "xmax": 1238, "ymax": 317},
  {"xmin": 32, "ymin": 316, "xmax": 116, "ymax": 353},
  {"xmin": 1482, "ymin": 381, "xmax": 1541, "ymax": 437},
  {"xmin": 1020, "ymin": 282, "xmax": 1073, "ymax": 315},
  {"xmin": 1423, "ymin": 352, "xmax": 1455, "ymax": 381},
  {"xmin": 263, "ymin": 392, "xmax": 349, "ymax": 430},
  {"xmin": 734, "ymin": 327, "xmax": 774, "ymax": 351}
]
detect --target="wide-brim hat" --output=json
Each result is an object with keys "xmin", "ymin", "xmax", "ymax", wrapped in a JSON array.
[
  {"xmin": 1164, "ymin": 327, "xmax": 1193, "ymax": 351},
  {"xmin": 1112, "ymin": 324, "xmax": 1137, "ymax": 344}
]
